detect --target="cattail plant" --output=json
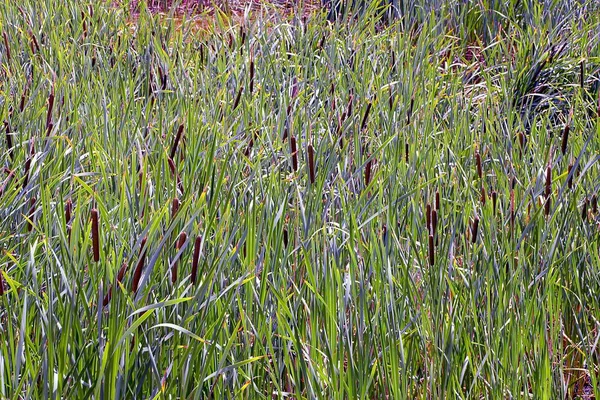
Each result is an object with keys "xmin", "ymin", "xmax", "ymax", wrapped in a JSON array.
[
  {"xmin": 360, "ymin": 102, "xmax": 372, "ymax": 131},
  {"xmin": 480, "ymin": 186, "xmax": 486, "ymax": 206},
  {"xmin": 475, "ymin": 150, "xmax": 482, "ymax": 179},
  {"xmin": 283, "ymin": 228, "xmax": 289, "ymax": 248},
  {"xmin": 46, "ymin": 88, "xmax": 54, "ymax": 135},
  {"xmin": 428, "ymin": 234, "xmax": 435, "ymax": 265},
  {"xmin": 172, "ymin": 197, "xmax": 180, "ymax": 218},
  {"xmin": 405, "ymin": 141, "xmax": 409, "ymax": 163},
  {"xmin": 172, "ymin": 231, "xmax": 187, "ymax": 284},
  {"xmin": 307, "ymin": 144, "xmax": 315, "ymax": 184},
  {"xmin": 561, "ymin": 123, "xmax": 569, "ymax": 155},
  {"xmin": 492, "ymin": 191, "xmax": 498, "ymax": 215},
  {"xmin": 545, "ymin": 165, "xmax": 552, "ymax": 216},
  {"xmin": 471, "ymin": 215, "xmax": 480, "ymax": 244},
  {"xmin": 103, "ymin": 262, "xmax": 127, "ymax": 307},
  {"xmin": 567, "ymin": 162, "xmax": 575, "ymax": 189},
  {"xmin": 249, "ymin": 56, "xmax": 255, "ymax": 94},
  {"xmin": 364, "ymin": 157, "xmax": 373, "ymax": 188},
  {"xmin": 435, "ymin": 190, "xmax": 440, "ymax": 211},
  {"xmin": 27, "ymin": 197, "xmax": 36, "ymax": 232},
  {"xmin": 426, "ymin": 203, "xmax": 432, "ymax": 233},
  {"xmin": 91, "ymin": 208, "xmax": 100, "ymax": 262},
  {"xmin": 4, "ymin": 121, "xmax": 12, "ymax": 160},
  {"xmin": 191, "ymin": 235, "xmax": 202, "ymax": 285},
  {"xmin": 131, "ymin": 237, "xmax": 147, "ymax": 294},
  {"xmin": 170, "ymin": 123, "xmax": 184, "ymax": 160},
  {"xmin": 290, "ymin": 136, "xmax": 298, "ymax": 172},
  {"xmin": 3, "ymin": 32, "xmax": 9, "ymax": 62}
]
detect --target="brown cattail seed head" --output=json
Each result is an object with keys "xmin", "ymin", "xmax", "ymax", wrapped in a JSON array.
[
  {"xmin": 360, "ymin": 102, "xmax": 372, "ymax": 131},
  {"xmin": 432, "ymin": 209, "xmax": 438, "ymax": 236},
  {"xmin": 131, "ymin": 237, "xmax": 147, "ymax": 294},
  {"xmin": 471, "ymin": 215, "xmax": 480, "ymax": 244},
  {"xmin": 545, "ymin": 165, "xmax": 552, "ymax": 216},
  {"xmin": 172, "ymin": 197, "xmax": 180, "ymax": 218},
  {"xmin": 91, "ymin": 208, "xmax": 100, "ymax": 262},
  {"xmin": 364, "ymin": 158, "xmax": 373, "ymax": 188},
  {"xmin": 475, "ymin": 151, "xmax": 483, "ymax": 179},
  {"xmin": 592, "ymin": 194, "xmax": 598, "ymax": 214},
  {"xmin": 290, "ymin": 136, "xmax": 298, "ymax": 172},
  {"xmin": 426, "ymin": 203, "xmax": 432, "ymax": 232},
  {"xmin": 567, "ymin": 163, "xmax": 574, "ymax": 189},
  {"xmin": 435, "ymin": 190, "xmax": 440, "ymax": 211},
  {"xmin": 65, "ymin": 198, "xmax": 72, "ymax": 223},
  {"xmin": 283, "ymin": 228, "xmax": 289, "ymax": 248},
  {"xmin": 172, "ymin": 231, "xmax": 187, "ymax": 284},
  {"xmin": 428, "ymin": 234, "xmax": 435, "ymax": 266},
  {"xmin": 191, "ymin": 235, "xmax": 202, "ymax": 285},
  {"xmin": 307, "ymin": 144, "xmax": 315, "ymax": 184},
  {"xmin": 561, "ymin": 124, "xmax": 569, "ymax": 156},
  {"xmin": 480, "ymin": 185, "xmax": 487, "ymax": 206},
  {"xmin": 170, "ymin": 123, "xmax": 184, "ymax": 160}
]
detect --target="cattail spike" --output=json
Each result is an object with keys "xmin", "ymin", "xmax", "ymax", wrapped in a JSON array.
[
  {"xmin": 191, "ymin": 235, "xmax": 202, "ymax": 285},
  {"xmin": 3, "ymin": 32, "xmax": 10, "ymax": 62},
  {"xmin": 290, "ymin": 136, "xmax": 298, "ymax": 172},
  {"xmin": 172, "ymin": 231, "xmax": 187, "ymax": 284},
  {"xmin": 475, "ymin": 151, "xmax": 482, "ymax": 179},
  {"xmin": 567, "ymin": 163, "xmax": 574, "ymax": 189},
  {"xmin": 471, "ymin": 215, "xmax": 480, "ymax": 244},
  {"xmin": 428, "ymin": 234, "xmax": 435, "ymax": 266},
  {"xmin": 91, "ymin": 208, "xmax": 100, "ymax": 262},
  {"xmin": 492, "ymin": 191, "xmax": 498, "ymax": 215},
  {"xmin": 360, "ymin": 102, "xmax": 372, "ymax": 131},
  {"xmin": 545, "ymin": 165, "xmax": 552, "ymax": 216},
  {"xmin": 172, "ymin": 197, "xmax": 180, "ymax": 218},
  {"xmin": 435, "ymin": 190, "xmax": 440, "ymax": 211},
  {"xmin": 132, "ymin": 237, "xmax": 147, "ymax": 294},
  {"xmin": 307, "ymin": 144, "xmax": 315, "ymax": 184},
  {"xmin": 432, "ymin": 209, "xmax": 438, "ymax": 236},
  {"xmin": 364, "ymin": 158, "xmax": 373, "ymax": 188},
  {"xmin": 561, "ymin": 124, "xmax": 569, "ymax": 156},
  {"xmin": 592, "ymin": 194, "xmax": 598, "ymax": 214},
  {"xmin": 426, "ymin": 203, "xmax": 432, "ymax": 232},
  {"xmin": 170, "ymin": 124, "xmax": 184, "ymax": 160}
]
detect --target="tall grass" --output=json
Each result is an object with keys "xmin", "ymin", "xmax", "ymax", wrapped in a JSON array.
[{"xmin": 0, "ymin": 0, "xmax": 599, "ymax": 398}]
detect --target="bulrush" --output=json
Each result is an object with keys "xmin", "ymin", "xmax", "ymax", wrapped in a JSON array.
[
  {"xmin": 4, "ymin": 121, "xmax": 12, "ymax": 159},
  {"xmin": 428, "ymin": 234, "xmax": 435, "ymax": 266},
  {"xmin": 91, "ymin": 208, "xmax": 100, "ymax": 262},
  {"xmin": 103, "ymin": 262, "xmax": 127, "ymax": 307},
  {"xmin": 27, "ymin": 197, "xmax": 36, "ymax": 232},
  {"xmin": 475, "ymin": 150, "xmax": 482, "ymax": 179},
  {"xmin": 567, "ymin": 163, "xmax": 574, "ymax": 189},
  {"xmin": 232, "ymin": 86, "xmax": 243, "ymax": 110},
  {"xmin": 405, "ymin": 141, "xmax": 409, "ymax": 163},
  {"xmin": 545, "ymin": 165, "xmax": 552, "ymax": 216},
  {"xmin": 307, "ymin": 144, "xmax": 316, "ymax": 184},
  {"xmin": 3, "ymin": 32, "xmax": 10, "ymax": 62},
  {"xmin": 435, "ymin": 190, "xmax": 440, "ymax": 211},
  {"xmin": 406, "ymin": 97, "xmax": 414, "ymax": 126},
  {"xmin": 580, "ymin": 60, "xmax": 584, "ymax": 90},
  {"xmin": 65, "ymin": 198, "xmax": 72, "ymax": 223},
  {"xmin": 290, "ymin": 136, "xmax": 298, "ymax": 172},
  {"xmin": 283, "ymin": 228, "xmax": 289, "ymax": 248},
  {"xmin": 432, "ymin": 209, "xmax": 438, "ymax": 237},
  {"xmin": 426, "ymin": 203, "xmax": 432, "ymax": 233},
  {"xmin": 561, "ymin": 123, "xmax": 569, "ymax": 155},
  {"xmin": 471, "ymin": 215, "xmax": 480, "ymax": 244},
  {"xmin": 492, "ymin": 191, "xmax": 498, "ymax": 215},
  {"xmin": 191, "ymin": 235, "xmax": 202, "ymax": 285},
  {"xmin": 170, "ymin": 124, "xmax": 184, "ymax": 160},
  {"xmin": 364, "ymin": 157, "xmax": 373, "ymax": 188},
  {"xmin": 172, "ymin": 197, "xmax": 180, "ymax": 218},
  {"xmin": 480, "ymin": 186, "xmax": 486, "ymax": 206},
  {"xmin": 592, "ymin": 194, "xmax": 598, "ymax": 214},
  {"xmin": 46, "ymin": 88, "xmax": 54, "ymax": 135},
  {"xmin": 172, "ymin": 231, "xmax": 187, "ymax": 284},
  {"xmin": 249, "ymin": 56, "xmax": 255, "ymax": 94},
  {"xmin": 360, "ymin": 102, "xmax": 372, "ymax": 132},
  {"xmin": 131, "ymin": 237, "xmax": 147, "ymax": 294}
]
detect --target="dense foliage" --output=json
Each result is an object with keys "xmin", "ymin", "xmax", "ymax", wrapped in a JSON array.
[{"xmin": 0, "ymin": 0, "xmax": 599, "ymax": 398}]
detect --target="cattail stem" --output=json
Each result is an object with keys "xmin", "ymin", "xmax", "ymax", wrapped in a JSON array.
[
  {"xmin": 307, "ymin": 144, "xmax": 315, "ymax": 184},
  {"xmin": 91, "ymin": 208, "xmax": 100, "ymax": 262},
  {"xmin": 191, "ymin": 235, "xmax": 202, "ymax": 285},
  {"xmin": 131, "ymin": 237, "xmax": 147, "ymax": 294}
]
